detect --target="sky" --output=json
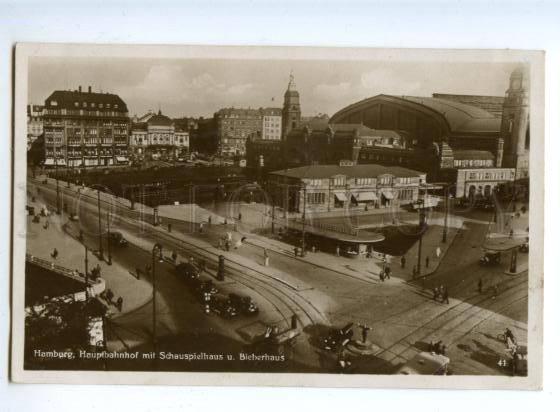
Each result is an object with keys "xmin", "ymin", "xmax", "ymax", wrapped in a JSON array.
[{"xmin": 28, "ymin": 56, "xmax": 519, "ymax": 119}]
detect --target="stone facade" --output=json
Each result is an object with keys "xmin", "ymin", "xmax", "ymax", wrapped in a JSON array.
[{"xmin": 43, "ymin": 86, "xmax": 129, "ymax": 168}]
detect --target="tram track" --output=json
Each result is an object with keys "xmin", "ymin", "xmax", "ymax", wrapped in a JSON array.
[{"xmin": 30, "ymin": 178, "xmax": 327, "ymax": 329}]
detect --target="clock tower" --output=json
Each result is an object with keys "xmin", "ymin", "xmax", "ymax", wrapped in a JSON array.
[
  {"xmin": 282, "ymin": 71, "xmax": 301, "ymax": 140},
  {"xmin": 500, "ymin": 66, "xmax": 530, "ymax": 177}
]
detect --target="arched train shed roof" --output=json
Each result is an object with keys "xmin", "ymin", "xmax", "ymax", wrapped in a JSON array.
[{"xmin": 330, "ymin": 94, "xmax": 501, "ymax": 135}]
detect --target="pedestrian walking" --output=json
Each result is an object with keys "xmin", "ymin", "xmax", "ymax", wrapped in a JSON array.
[
  {"xmin": 208, "ymin": 215, "xmax": 212, "ymax": 225},
  {"xmin": 238, "ymin": 212, "xmax": 242, "ymax": 221},
  {"xmin": 116, "ymin": 297, "xmax": 123, "ymax": 312},
  {"xmin": 311, "ymin": 245, "xmax": 316, "ymax": 253},
  {"xmin": 436, "ymin": 246, "xmax": 441, "ymax": 259},
  {"xmin": 294, "ymin": 247, "xmax": 298, "ymax": 257},
  {"xmin": 412, "ymin": 265, "xmax": 418, "ymax": 279},
  {"xmin": 400, "ymin": 255, "xmax": 406, "ymax": 268},
  {"xmin": 425, "ymin": 256, "xmax": 430, "ymax": 268},
  {"xmin": 478, "ymin": 277, "xmax": 483, "ymax": 294},
  {"xmin": 442, "ymin": 287, "xmax": 449, "ymax": 304},
  {"xmin": 171, "ymin": 250, "xmax": 178, "ymax": 263},
  {"xmin": 43, "ymin": 220, "xmax": 49, "ymax": 230},
  {"xmin": 264, "ymin": 249, "xmax": 269, "ymax": 267},
  {"xmin": 51, "ymin": 248, "xmax": 58, "ymax": 259},
  {"xmin": 106, "ymin": 288, "xmax": 114, "ymax": 303},
  {"xmin": 432, "ymin": 287, "xmax": 438, "ymax": 301},
  {"xmin": 336, "ymin": 245, "xmax": 340, "ymax": 257},
  {"xmin": 384, "ymin": 266, "xmax": 391, "ymax": 280},
  {"xmin": 199, "ymin": 222, "xmax": 204, "ymax": 233}
]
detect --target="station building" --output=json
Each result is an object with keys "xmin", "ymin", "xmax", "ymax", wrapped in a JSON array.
[{"xmin": 268, "ymin": 163, "xmax": 426, "ymax": 214}]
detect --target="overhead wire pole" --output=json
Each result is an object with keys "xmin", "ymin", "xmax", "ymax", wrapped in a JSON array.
[
  {"xmin": 442, "ymin": 183, "xmax": 449, "ymax": 243},
  {"xmin": 97, "ymin": 189, "xmax": 104, "ymax": 260},
  {"xmin": 416, "ymin": 187, "xmax": 427, "ymax": 277},
  {"xmin": 106, "ymin": 210, "xmax": 112, "ymax": 265},
  {"xmin": 151, "ymin": 243, "xmax": 163, "ymax": 364},
  {"xmin": 54, "ymin": 139, "xmax": 61, "ymax": 214},
  {"xmin": 301, "ymin": 182, "xmax": 307, "ymax": 256}
]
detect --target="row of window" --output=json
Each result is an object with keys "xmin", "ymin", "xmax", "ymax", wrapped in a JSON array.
[
  {"xmin": 466, "ymin": 171, "xmax": 514, "ymax": 181},
  {"xmin": 454, "ymin": 159, "xmax": 493, "ymax": 167}
]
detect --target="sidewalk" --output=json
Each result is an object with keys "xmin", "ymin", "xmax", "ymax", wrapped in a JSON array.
[
  {"xmin": 158, "ymin": 201, "xmax": 460, "ymax": 283},
  {"xmin": 26, "ymin": 190, "xmax": 153, "ymax": 317}
]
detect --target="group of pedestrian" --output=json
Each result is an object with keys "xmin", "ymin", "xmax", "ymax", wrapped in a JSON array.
[
  {"xmin": 432, "ymin": 285, "xmax": 449, "ymax": 304},
  {"xmin": 429, "ymin": 340, "xmax": 447, "ymax": 355},
  {"xmin": 380, "ymin": 266, "xmax": 392, "ymax": 282},
  {"xmin": 90, "ymin": 263, "xmax": 102, "ymax": 280}
]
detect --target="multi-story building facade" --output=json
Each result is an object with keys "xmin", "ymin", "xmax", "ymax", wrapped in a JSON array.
[
  {"xmin": 27, "ymin": 104, "xmax": 44, "ymax": 150},
  {"xmin": 261, "ymin": 107, "xmax": 282, "ymax": 140},
  {"xmin": 456, "ymin": 167, "xmax": 516, "ymax": 199},
  {"xmin": 43, "ymin": 86, "xmax": 129, "ymax": 168},
  {"xmin": 214, "ymin": 108, "xmax": 262, "ymax": 156},
  {"xmin": 129, "ymin": 110, "xmax": 189, "ymax": 159}
]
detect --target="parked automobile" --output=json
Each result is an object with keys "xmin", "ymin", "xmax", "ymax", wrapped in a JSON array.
[
  {"xmin": 189, "ymin": 278, "xmax": 219, "ymax": 299},
  {"xmin": 175, "ymin": 262, "xmax": 200, "ymax": 281},
  {"xmin": 228, "ymin": 293, "xmax": 259, "ymax": 316},
  {"xmin": 479, "ymin": 251, "xmax": 501, "ymax": 266},
  {"xmin": 395, "ymin": 352, "xmax": 450, "ymax": 375},
  {"xmin": 108, "ymin": 231, "xmax": 128, "ymax": 247},
  {"xmin": 322, "ymin": 322, "xmax": 354, "ymax": 351},
  {"xmin": 209, "ymin": 294, "xmax": 238, "ymax": 318}
]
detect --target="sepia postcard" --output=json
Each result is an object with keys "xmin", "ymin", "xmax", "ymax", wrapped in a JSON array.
[{"xmin": 11, "ymin": 43, "xmax": 544, "ymax": 389}]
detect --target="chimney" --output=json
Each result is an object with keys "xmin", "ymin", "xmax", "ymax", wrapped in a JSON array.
[
  {"xmin": 78, "ymin": 86, "xmax": 82, "ymax": 93},
  {"xmin": 88, "ymin": 85, "xmax": 92, "ymax": 93}
]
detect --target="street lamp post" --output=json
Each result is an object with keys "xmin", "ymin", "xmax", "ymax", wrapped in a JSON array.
[
  {"xmin": 84, "ymin": 244, "xmax": 89, "ymax": 301},
  {"xmin": 106, "ymin": 210, "xmax": 112, "ymax": 265},
  {"xmin": 416, "ymin": 194, "xmax": 427, "ymax": 277},
  {"xmin": 301, "ymin": 183, "xmax": 307, "ymax": 256},
  {"xmin": 151, "ymin": 243, "xmax": 164, "ymax": 355},
  {"xmin": 97, "ymin": 189, "xmax": 104, "ymax": 260},
  {"xmin": 53, "ymin": 140, "xmax": 61, "ymax": 215},
  {"xmin": 442, "ymin": 185, "xmax": 450, "ymax": 243}
]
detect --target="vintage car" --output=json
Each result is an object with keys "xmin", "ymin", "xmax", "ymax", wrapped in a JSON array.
[
  {"xmin": 396, "ymin": 351, "xmax": 450, "ymax": 375},
  {"xmin": 108, "ymin": 231, "xmax": 128, "ymax": 247},
  {"xmin": 228, "ymin": 293, "xmax": 259, "ymax": 316},
  {"xmin": 175, "ymin": 262, "xmax": 200, "ymax": 281},
  {"xmin": 322, "ymin": 322, "xmax": 354, "ymax": 351},
  {"xmin": 209, "ymin": 294, "xmax": 237, "ymax": 318},
  {"xmin": 479, "ymin": 250, "xmax": 501, "ymax": 266}
]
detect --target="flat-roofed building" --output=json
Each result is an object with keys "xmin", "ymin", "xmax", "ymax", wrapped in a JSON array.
[{"xmin": 268, "ymin": 163, "xmax": 426, "ymax": 213}]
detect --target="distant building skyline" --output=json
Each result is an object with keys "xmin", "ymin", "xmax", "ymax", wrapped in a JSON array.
[{"xmin": 28, "ymin": 57, "xmax": 519, "ymax": 119}]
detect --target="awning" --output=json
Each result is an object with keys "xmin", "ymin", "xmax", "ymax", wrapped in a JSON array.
[
  {"xmin": 381, "ymin": 190, "xmax": 394, "ymax": 200},
  {"xmin": 334, "ymin": 192, "xmax": 348, "ymax": 202},
  {"xmin": 116, "ymin": 156, "xmax": 128, "ymax": 162},
  {"xmin": 353, "ymin": 192, "xmax": 377, "ymax": 202}
]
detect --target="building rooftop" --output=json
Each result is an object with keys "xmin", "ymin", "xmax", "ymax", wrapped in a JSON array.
[
  {"xmin": 432, "ymin": 93, "xmax": 504, "ymax": 117},
  {"xmin": 331, "ymin": 94, "xmax": 502, "ymax": 134},
  {"xmin": 398, "ymin": 95, "xmax": 501, "ymax": 133},
  {"xmin": 44, "ymin": 88, "xmax": 128, "ymax": 113},
  {"xmin": 270, "ymin": 164, "xmax": 423, "ymax": 179},
  {"xmin": 452, "ymin": 149, "xmax": 495, "ymax": 161}
]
